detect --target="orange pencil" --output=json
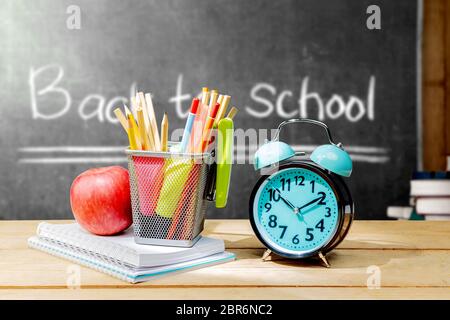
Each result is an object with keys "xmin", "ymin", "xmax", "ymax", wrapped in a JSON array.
[
  {"xmin": 189, "ymin": 105, "xmax": 209, "ymax": 152},
  {"xmin": 198, "ymin": 102, "xmax": 220, "ymax": 153}
]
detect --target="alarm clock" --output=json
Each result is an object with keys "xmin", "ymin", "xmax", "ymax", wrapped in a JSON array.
[{"xmin": 249, "ymin": 118, "xmax": 354, "ymax": 266}]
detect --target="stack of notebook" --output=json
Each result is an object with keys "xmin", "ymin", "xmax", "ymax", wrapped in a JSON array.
[
  {"xmin": 28, "ymin": 222, "xmax": 235, "ymax": 283},
  {"xmin": 387, "ymin": 171, "xmax": 450, "ymax": 221},
  {"xmin": 411, "ymin": 171, "xmax": 450, "ymax": 220}
]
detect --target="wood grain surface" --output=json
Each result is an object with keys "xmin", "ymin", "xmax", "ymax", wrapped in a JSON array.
[{"xmin": 0, "ymin": 220, "xmax": 449, "ymax": 300}]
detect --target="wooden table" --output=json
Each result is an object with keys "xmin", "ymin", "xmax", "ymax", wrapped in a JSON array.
[{"xmin": 0, "ymin": 220, "xmax": 449, "ymax": 300}]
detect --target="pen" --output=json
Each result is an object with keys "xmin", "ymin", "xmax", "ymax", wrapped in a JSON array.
[{"xmin": 179, "ymin": 98, "xmax": 199, "ymax": 152}]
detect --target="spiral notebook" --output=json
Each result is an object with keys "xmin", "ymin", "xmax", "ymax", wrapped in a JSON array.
[{"xmin": 28, "ymin": 222, "xmax": 235, "ymax": 283}]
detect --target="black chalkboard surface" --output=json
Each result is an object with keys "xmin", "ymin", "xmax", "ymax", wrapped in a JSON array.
[{"xmin": 0, "ymin": 0, "xmax": 419, "ymax": 220}]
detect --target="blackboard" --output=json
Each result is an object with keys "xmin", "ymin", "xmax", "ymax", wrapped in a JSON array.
[{"xmin": 0, "ymin": 0, "xmax": 420, "ymax": 220}]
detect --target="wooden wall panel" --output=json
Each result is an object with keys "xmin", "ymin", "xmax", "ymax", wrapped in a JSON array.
[
  {"xmin": 422, "ymin": 0, "xmax": 447, "ymax": 170},
  {"xmin": 423, "ymin": 85, "xmax": 446, "ymax": 170},
  {"xmin": 445, "ymin": 0, "xmax": 450, "ymax": 159},
  {"xmin": 424, "ymin": 0, "xmax": 445, "ymax": 83}
]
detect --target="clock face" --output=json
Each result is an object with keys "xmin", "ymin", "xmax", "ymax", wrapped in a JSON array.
[{"xmin": 252, "ymin": 166, "xmax": 340, "ymax": 257}]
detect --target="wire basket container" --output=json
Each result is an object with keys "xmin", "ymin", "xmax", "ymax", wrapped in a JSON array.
[{"xmin": 126, "ymin": 148, "xmax": 212, "ymax": 247}]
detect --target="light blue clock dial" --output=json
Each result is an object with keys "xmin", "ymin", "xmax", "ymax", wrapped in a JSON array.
[{"xmin": 253, "ymin": 167, "xmax": 339, "ymax": 256}]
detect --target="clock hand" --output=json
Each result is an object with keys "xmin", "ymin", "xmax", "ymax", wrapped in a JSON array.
[
  {"xmin": 298, "ymin": 196, "xmax": 323, "ymax": 211},
  {"xmin": 295, "ymin": 211, "xmax": 307, "ymax": 225},
  {"xmin": 275, "ymin": 189, "xmax": 297, "ymax": 212},
  {"xmin": 302, "ymin": 204, "xmax": 321, "ymax": 215},
  {"xmin": 274, "ymin": 190, "xmax": 306, "ymax": 224}
]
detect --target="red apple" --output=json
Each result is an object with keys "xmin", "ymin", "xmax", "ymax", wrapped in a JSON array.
[{"xmin": 70, "ymin": 166, "xmax": 132, "ymax": 236}]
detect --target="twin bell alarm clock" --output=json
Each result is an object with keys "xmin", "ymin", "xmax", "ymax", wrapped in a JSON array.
[{"xmin": 249, "ymin": 118, "xmax": 354, "ymax": 267}]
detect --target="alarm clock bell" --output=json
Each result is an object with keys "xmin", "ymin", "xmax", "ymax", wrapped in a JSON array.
[
  {"xmin": 253, "ymin": 140, "xmax": 295, "ymax": 170},
  {"xmin": 254, "ymin": 118, "xmax": 352, "ymax": 177}
]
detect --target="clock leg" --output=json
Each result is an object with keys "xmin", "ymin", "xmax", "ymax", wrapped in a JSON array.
[
  {"xmin": 318, "ymin": 251, "xmax": 331, "ymax": 268},
  {"xmin": 261, "ymin": 249, "xmax": 272, "ymax": 261}
]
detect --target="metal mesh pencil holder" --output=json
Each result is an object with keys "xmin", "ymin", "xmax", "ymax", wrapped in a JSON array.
[{"xmin": 126, "ymin": 148, "xmax": 212, "ymax": 247}]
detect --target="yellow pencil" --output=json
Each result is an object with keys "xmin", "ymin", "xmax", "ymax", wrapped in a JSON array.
[
  {"xmin": 124, "ymin": 105, "xmax": 133, "ymax": 117},
  {"xmin": 127, "ymin": 114, "xmax": 139, "ymax": 150},
  {"xmin": 144, "ymin": 93, "xmax": 161, "ymax": 151},
  {"xmin": 125, "ymin": 107, "xmax": 142, "ymax": 149},
  {"xmin": 214, "ymin": 95, "xmax": 231, "ymax": 126},
  {"xmin": 137, "ymin": 108, "xmax": 152, "ymax": 150},
  {"xmin": 161, "ymin": 112, "xmax": 169, "ymax": 152},
  {"xmin": 217, "ymin": 94, "xmax": 224, "ymax": 105},
  {"xmin": 131, "ymin": 96, "xmax": 139, "ymax": 117},
  {"xmin": 113, "ymin": 108, "xmax": 129, "ymax": 134},
  {"xmin": 209, "ymin": 90, "xmax": 219, "ymax": 111},
  {"xmin": 201, "ymin": 87, "xmax": 210, "ymax": 107},
  {"xmin": 138, "ymin": 91, "xmax": 155, "ymax": 150},
  {"xmin": 226, "ymin": 106, "xmax": 239, "ymax": 119}
]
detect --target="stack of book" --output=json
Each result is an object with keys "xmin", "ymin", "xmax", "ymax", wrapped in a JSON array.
[
  {"xmin": 28, "ymin": 222, "xmax": 235, "ymax": 283},
  {"xmin": 410, "ymin": 171, "xmax": 450, "ymax": 221}
]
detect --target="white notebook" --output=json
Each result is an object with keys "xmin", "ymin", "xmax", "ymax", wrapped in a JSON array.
[
  {"xmin": 35, "ymin": 222, "xmax": 225, "ymax": 268},
  {"xmin": 410, "ymin": 180, "xmax": 450, "ymax": 197},
  {"xmin": 29, "ymin": 236, "xmax": 235, "ymax": 283},
  {"xmin": 424, "ymin": 214, "xmax": 450, "ymax": 221},
  {"xmin": 416, "ymin": 197, "xmax": 450, "ymax": 215}
]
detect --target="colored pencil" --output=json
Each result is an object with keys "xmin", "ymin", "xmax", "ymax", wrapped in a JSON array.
[
  {"xmin": 161, "ymin": 112, "xmax": 169, "ymax": 152},
  {"xmin": 201, "ymin": 87, "xmax": 209, "ymax": 106},
  {"xmin": 198, "ymin": 102, "xmax": 220, "ymax": 152},
  {"xmin": 217, "ymin": 94, "xmax": 224, "ymax": 106},
  {"xmin": 125, "ymin": 106, "xmax": 142, "ymax": 150},
  {"xmin": 209, "ymin": 89, "xmax": 219, "ymax": 108},
  {"xmin": 180, "ymin": 98, "xmax": 200, "ymax": 152},
  {"xmin": 127, "ymin": 114, "xmax": 139, "ymax": 150},
  {"xmin": 226, "ymin": 106, "xmax": 239, "ymax": 119},
  {"xmin": 137, "ymin": 108, "xmax": 152, "ymax": 150},
  {"xmin": 144, "ymin": 93, "xmax": 161, "ymax": 151},
  {"xmin": 214, "ymin": 95, "xmax": 231, "ymax": 126},
  {"xmin": 138, "ymin": 91, "xmax": 155, "ymax": 150},
  {"xmin": 113, "ymin": 108, "xmax": 129, "ymax": 134}
]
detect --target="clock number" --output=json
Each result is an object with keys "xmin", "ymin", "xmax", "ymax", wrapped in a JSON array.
[
  {"xmin": 278, "ymin": 225, "xmax": 287, "ymax": 239},
  {"xmin": 295, "ymin": 176, "xmax": 305, "ymax": 186},
  {"xmin": 280, "ymin": 178, "xmax": 291, "ymax": 191},
  {"xmin": 268, "ymin": 215, "xmax": 277, "ymax": 228},
  {"xmin": 292, "ymin": 234, "xmax": 300, "ymax": 244},
  {"xmin": 317, "ymin": 191, "xmax": 326, "ymax": 205},
  {"xmin": 315, "ymin": 219, "xmax": 325, "ymax": 232},
  {"xmin": 325, "ymin": 207, "xmax": 331, "ymax": 217},
  {"xmin": 265, "ymin": 203, "xmax": 272, "ymax": 212},
  {"xmin": 305, "ymin": 228, "xmax": 314, "ymax": 241},
  {"xmin": 310, "ymin": 180, "xmax": 315, "ymax": 193},
  {"xmin": 268, "ymin": 189, "xmax": 281, "ymax": 202}
]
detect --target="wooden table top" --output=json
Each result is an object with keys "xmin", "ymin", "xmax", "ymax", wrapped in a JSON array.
[{"xmin": 0, "ymin": 219, "xmax": 449, "ymax": 300}]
